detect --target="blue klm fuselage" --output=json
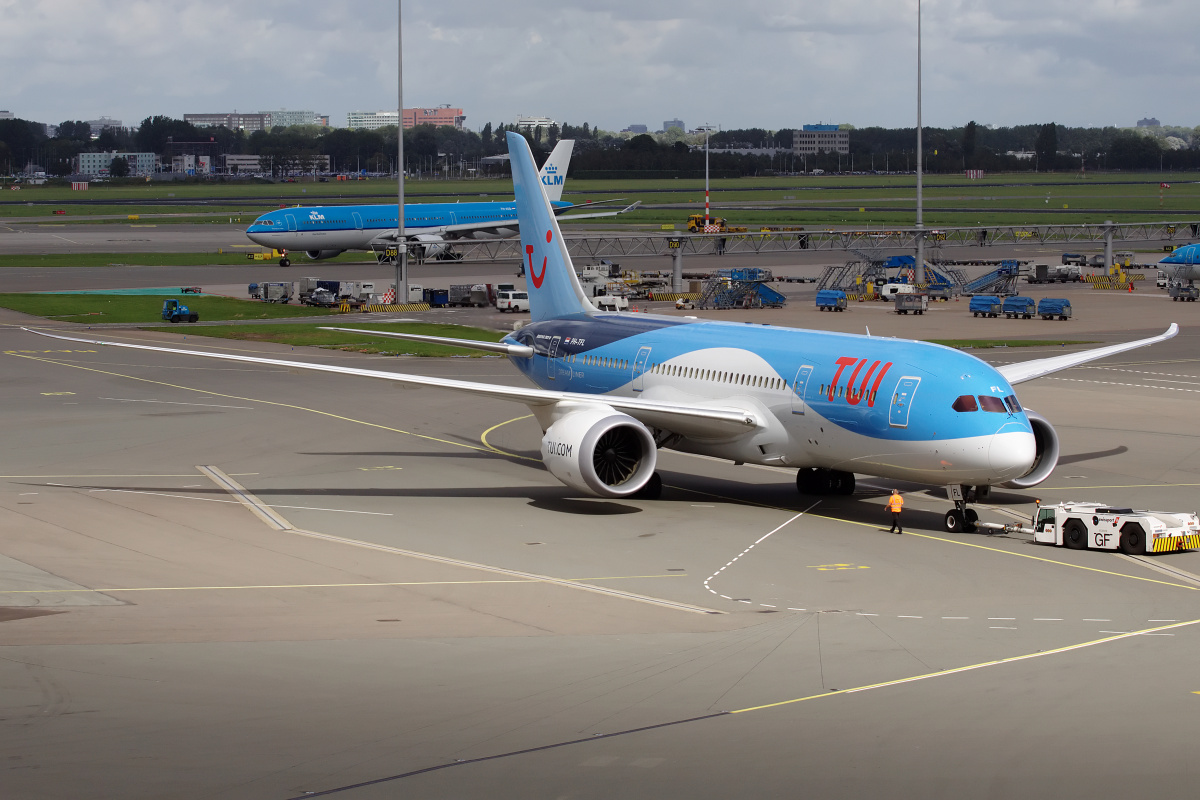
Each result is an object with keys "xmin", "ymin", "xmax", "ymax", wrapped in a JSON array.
[{"xmin": 245, "ymin": 199, "xmax": 571, "ymax": 252}]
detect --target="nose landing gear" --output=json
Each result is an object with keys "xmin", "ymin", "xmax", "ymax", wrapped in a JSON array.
[{"xmin": 944, "ymin": 484, "xmax": 987, "ymax": 532}]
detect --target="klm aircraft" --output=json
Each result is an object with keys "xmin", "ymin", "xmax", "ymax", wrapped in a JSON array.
[
  {"xmin": 1158, "ymin": 241, "xmax": 1200, "ymax": 284},
  {"xmin": 245, "ymin": 140, "xmax": 634, "ymax": 266},
  {"xmin": 30, "ymin": 132, "xmax": 1177, "ymax": 532}
]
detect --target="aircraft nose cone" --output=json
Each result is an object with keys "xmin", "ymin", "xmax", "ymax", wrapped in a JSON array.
[{"xmin": 989, "ymin": 424, "xmax": 1036, "ymax": 479}]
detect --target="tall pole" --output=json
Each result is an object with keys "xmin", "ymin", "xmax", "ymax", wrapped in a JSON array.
[
  {"xmin": 704, "ymin": 127, "xmax": 710, "ymax": 228},
  {"xmin": 915, "ymin": 0, "xmax": 925, "ymax": 269},
  {"xmin": 396, "ymin": 0, "xmax": 407, "ymax": 306}
]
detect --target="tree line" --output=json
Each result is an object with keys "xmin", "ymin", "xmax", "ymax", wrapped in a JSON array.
[{"xmin": 1, "ymin": 115, "xmax": 1197, "ymax": 178}]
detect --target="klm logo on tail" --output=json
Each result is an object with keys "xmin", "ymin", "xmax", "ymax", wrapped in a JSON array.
[{"xmin": 541, "ymin": 163, "xmax": 563, "ymax": 187}]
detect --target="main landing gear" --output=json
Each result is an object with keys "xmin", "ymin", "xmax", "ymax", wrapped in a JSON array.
[
  {"xmin": 944, "ymin": 484, "xmax": 989, "ymax": 532},
  {"xmin": 796, "ymin": 468, "xmax": 856, "ymax": 496}
]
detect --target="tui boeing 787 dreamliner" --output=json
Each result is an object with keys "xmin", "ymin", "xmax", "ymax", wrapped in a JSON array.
[{"xmin": 29, "ymin": 132, "xmax": 1177, "ymax": 531}]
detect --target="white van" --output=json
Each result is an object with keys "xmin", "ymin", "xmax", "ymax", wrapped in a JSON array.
[
  {"xmin": 878, "ymin": 283, "xmax": 918, "ymax": 302},
  {"xmin": 496, "ymin": 290, "xmax": 529, "ymax": 313}
]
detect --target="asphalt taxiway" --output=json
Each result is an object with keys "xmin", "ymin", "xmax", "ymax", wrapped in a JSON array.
[{"xmin": 2, "ymin": 304, "xmax": 1200, "ymax": 798}]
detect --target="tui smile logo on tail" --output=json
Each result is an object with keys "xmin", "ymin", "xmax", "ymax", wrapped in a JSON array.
[{"xmin": 527, "ymin": 229, "xmax": 552, "ymax": 288}]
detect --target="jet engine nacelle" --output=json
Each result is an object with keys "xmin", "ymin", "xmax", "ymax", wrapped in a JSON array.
[
  {"xmin": 1002, "ymin": 410, "xmax": 1060, "ymax": 489},
  {"xmin": 412, "ymin": 234, "xmax": 447, "ymax": 259},
  {"xmin": 304, "ymin": 249, "xmax": 344, "ymax": 260},
  {"xmin": 541, "ymin": 406, "xmax": 657, "ymax": 498}
]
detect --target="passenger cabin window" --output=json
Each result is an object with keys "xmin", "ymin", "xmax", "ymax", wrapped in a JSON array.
[
  {"xmin": 1004, "ymin": 395, "xmax": 1022, "ymax": 413},
  {"xmin": 978, "ymin": 395, "xmax": 1007, "ymax": 413},
  {"xmin": 952, "ymin": 395, "xmax": 978, "ymax": 412}
]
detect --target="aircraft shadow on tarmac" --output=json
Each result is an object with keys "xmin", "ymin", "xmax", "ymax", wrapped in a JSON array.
[{"xmin": 1057, "ymin": 445, "xmax": 1128, "ymax": 465}]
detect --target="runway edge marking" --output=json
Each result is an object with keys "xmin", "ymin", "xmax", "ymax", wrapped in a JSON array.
[{"xmin": 197, "ymin": 466, "xmax": 723, "ymax": 616}]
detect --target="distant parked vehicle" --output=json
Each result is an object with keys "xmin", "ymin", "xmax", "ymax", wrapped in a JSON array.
[
  {"xmin": 1002, "ymin": 296, "xmax": 1036, "ymax": 319},
  {"xmin": 815, "ymin": 289, "xmax": 848, "ymax": 312},
  {"xmin": 161, "ymin": 299, "xmax": 198, "ymax": 323},
  {"xmin": 496, "ymin": 290, "xmax": 529, "ymax": 313},
  {"xmin": 969, "ymin": 296, "xmax": 1001, "ymax": 317},
  {"xmin": 1037, "ymin": 298, "xmax": 1072, "ymax": 320},
  {"xmin": 894, "ymin": 293, "xmax": 927, "ymax": 315}
]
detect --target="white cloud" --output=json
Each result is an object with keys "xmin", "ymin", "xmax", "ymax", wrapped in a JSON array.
[{"xmin": 0, "ymin": 0, "xmax": 1196, "ymax": 131}]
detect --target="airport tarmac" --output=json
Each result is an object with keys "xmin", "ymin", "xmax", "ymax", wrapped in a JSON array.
[{"xmin": 3, "ymin": 300, "xmax": 1200, "ymax": 797}]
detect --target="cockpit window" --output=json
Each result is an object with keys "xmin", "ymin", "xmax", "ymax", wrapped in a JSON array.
[
  {"xmin": 1004, "ymin": 395, "xmax": 1022, "ymax": 413},
  {"xmin": 978, "ymin": 395, "xmax": 1007, "ymax": 413},
  {"xmin": 952, "ymin": 395, "xmax": 978, "ymax": 412}
]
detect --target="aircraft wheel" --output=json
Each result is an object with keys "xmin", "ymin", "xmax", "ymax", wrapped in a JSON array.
[
  {"xmin": 632, "ymin": 472, "xmax": 662, "ymax": 500},
  {"xmin": 965, "ymin": 508, "xmax": 979, "ymax": 532},
  {"xmin": 1119, "ymin": 523, "xmax": 1146, "ymax": 555},
  {"xmin": 279, "ymin": 258, "xmax": 290, "ymax": 267},
  {"xmin": 1063, "ymin": 520, "xmax": 1088, "ymax": 549},
  {"xmin": 944, "ymin": 509, "xmax": 966, "ymax": 532},
  {"xmin": 795, "ymin": 468, "xmax": 819, "ymax": 494},
  {"xmin": 832, "ymin": 471, "xmax": 855, "ymax": 495}
]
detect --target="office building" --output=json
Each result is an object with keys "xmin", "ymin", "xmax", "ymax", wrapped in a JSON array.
[
  {"xmin": 662, "ymin": 118, "xmax": 685, "ymax": 132},
  {"xmin": 184, "ymin": 113, "xmax": 271, "ymax": 132},
  {"xmin": 793, "ymin": 124, "xmax": 850, "ymax": 155},
  {"xmin": 403, "ymin": 106, "xmax": 465, "ymax": 129},
  {"xmin": 347, "ymin": 110, "xmax": 399, "ymax": 130},
  {"xmin": 259, "ymin": 109, "xmax": 326, "ymax": 128},
  {"xmin": 74, "ymin": 151, "xmax": 155, "ymax": 176}
]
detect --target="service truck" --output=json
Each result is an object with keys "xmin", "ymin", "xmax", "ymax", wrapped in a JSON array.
[
  {"xmin": 449, "ymin": 284, "xmax": 492, "ymax": 307},
  {"xmin": 974, "ymin": 502, "xmax": 1200, "ymax": 555},
  {"xmin": 1031, "ymin": 503, "xmax": 1200, "ymax": 554}
]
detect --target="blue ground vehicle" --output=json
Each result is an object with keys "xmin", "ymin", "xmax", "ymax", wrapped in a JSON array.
[
  {"xmin": 161, "ymin": 299, "xmax": 198, "ymax": 323},
  {"xmin": 1037, "ymin": 298, "xmax": 1072, "ymax": 320},
  {"xmin": 815, "ymin": 289, "xmax": 848, "ymax": 312},
  {"xmin": 1002, "ymin": 296, "xmax": 1035, "ymax": 319},
  {"xmin": 969, "ymin": 296, "xmax": 1001, "ymax": 317}
]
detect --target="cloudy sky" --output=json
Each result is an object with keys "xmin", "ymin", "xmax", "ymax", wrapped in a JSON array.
[{"xmin": 4, "ymin": 0, "xmax": 1197, "ymax": 132}]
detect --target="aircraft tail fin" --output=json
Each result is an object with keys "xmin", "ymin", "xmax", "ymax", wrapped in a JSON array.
[
  {"xmin": 538, "ymin": 139, "xmax": 574, "ymax": 203},
  {"xmin": 509, "ymin": 132, "xmax": 595, "ymax": 322}
]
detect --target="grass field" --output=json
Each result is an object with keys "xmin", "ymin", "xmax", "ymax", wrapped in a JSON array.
[
  {"xmin": 4, "ymin": 172, "xmax": 1198, "ymax": 229},
  {"xmin": 0, "ymin": 293, "xmax": 339, "ymax": 324},
  {"xmin": 139, "ymin": 321, "xmax": 505, "ymax": 356},
  {"xmin": 0, "ymin": 251, "xmax": 373, "ymax": 269}
]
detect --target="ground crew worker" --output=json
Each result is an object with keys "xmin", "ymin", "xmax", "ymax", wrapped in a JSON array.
[{"xmin": 887, "ymin": 489, "xmax": 904, "ymax": 534}]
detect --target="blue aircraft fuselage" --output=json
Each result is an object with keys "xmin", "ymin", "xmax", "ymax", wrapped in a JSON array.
[
  {"xmin": 504, "ymin": 313, "xmax": 1035, "ymax": 485},
  {"xmin": 245, "ymin": 200, "xmax": 570, "ymax": 253}
]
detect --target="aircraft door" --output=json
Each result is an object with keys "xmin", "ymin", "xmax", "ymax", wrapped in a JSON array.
[
  {"xmin": 790, "ymin": 365, "xmax": 813, "ymax": 414},
  {"xmin": 285, "ymin": 214, "xmax": 298, "ymax": 232},
  {"xmin": 545, "ymin": 336, "xmax": 561, "ymax": 379},
  {"xmin": 889, "ymin": 377, "xmax": 921, "ymax": 428},
  {"xmin": 352, "ymin": 212, "xmax": 363, "ymax": 230},
  {"xmin": 632, "ymin": 346, "xmax": 651, "ymax": 391}
]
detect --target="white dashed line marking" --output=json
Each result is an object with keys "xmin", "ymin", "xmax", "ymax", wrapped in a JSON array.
[
  {"xmin": 990, "ymin": 626, "xmax": 1018, "ymax": 630},
  {"xmin": 988, "ymin": 617, "xmax": 1016, "ymax": 620},
  {"xmin": 1048, "ymin": 377, "xmax": 1200, "ymax": 394},
  {"xmin": 942, "ymin": 616, "xmax": 968, "ymax": 620},
  {"xmin": 898, "ymin": 615, "xmax": 923, "ymax": 619},
  {"xmin": 1083, "ymin": 619, "xmax": 1111, "ymax": 622}
]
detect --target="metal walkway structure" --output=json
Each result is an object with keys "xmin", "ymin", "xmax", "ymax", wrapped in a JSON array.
[
  {"xmin": 374, "ymin": 219, "xmax": 1199, "ymax": 264},
  {"xmin": 697, "ymin": 268, "xmax": 787, "ymax": 310}
]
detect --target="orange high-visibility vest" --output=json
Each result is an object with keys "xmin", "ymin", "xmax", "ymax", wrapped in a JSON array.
[{"xmin": 887, "ymin": 494, "xmax": 904, "ymax": 513}]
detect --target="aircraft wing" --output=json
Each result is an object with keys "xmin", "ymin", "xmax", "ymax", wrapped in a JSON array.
[
  {"xmin": 22, "ymin": 329, "xmax": 759, "ymax": 438},
  {"xmin": 997, "ymin": 324, "xmax": 1178, "ymax": 385},
  {"xmin": 555, "ymin": 201, "xmax": 641, "ymax": 222}
]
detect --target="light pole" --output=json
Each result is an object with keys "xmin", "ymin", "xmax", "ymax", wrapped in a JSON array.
[
  {"xmin": 704, "ymin": 125, "xmax": 711, "ymax": 228},
  {"xmin": 396, "ymin": 0, "xmax": 407, "ymax": 306},
  {"xmin": 915, "ymin": 0, "xmax": 925, "ymax": 270}
]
